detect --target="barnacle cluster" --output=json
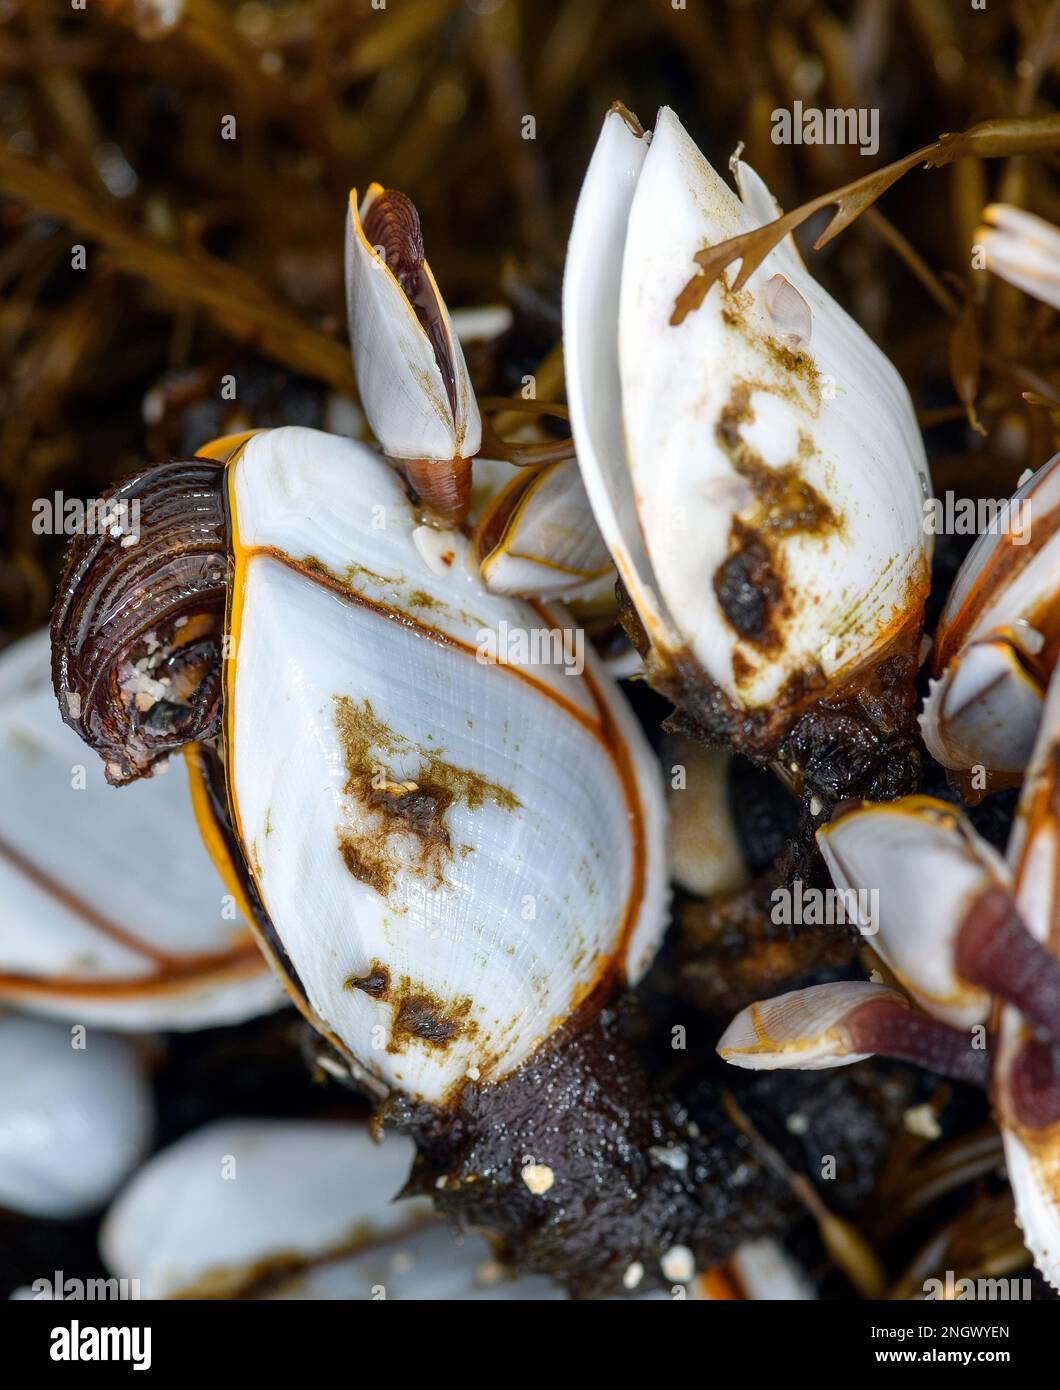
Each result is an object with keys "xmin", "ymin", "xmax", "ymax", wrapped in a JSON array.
[{"xmin": 5, "ymin": 0, "xmax": 1060, "ymax": 1310}]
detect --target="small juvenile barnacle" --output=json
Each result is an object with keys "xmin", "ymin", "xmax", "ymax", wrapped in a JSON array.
[{"xmin": 346, "ymin": 185, "xmax": 481, "ymax": 525}]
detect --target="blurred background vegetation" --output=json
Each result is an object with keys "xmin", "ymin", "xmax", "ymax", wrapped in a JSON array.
[{"xmin": 1, "ymin": 0, "xmax": 1058, "ymax": 648}]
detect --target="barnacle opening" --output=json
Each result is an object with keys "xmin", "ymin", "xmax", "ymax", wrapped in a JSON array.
[{"xmin": 50, "ymin": 459, "xmax": 229, "ymax": 784}]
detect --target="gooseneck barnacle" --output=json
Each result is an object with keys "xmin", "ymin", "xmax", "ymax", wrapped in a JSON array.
[
  {"xmin": 346, "ymin": 185, "xmax": 481, "ymax": 526},
  {"xmin": 50, "ymin": 459, "xmax": 229, "ymax": 785},
  {"xmin": 563, "ymin": 106, "xmax": 932, "ymax": 820},
  {"xmin": 46, "ymin": 424, "xmax": 910, "ymax": 1298}
]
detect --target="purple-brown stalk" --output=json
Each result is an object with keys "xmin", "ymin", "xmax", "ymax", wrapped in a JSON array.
[
  {"xmin": 843, "ymin": 997, "xmax": 991, "ymax": 1088},
  {"xmin": 956, "ymin": 886, "xmax": 1060, "ymax": 1050}
]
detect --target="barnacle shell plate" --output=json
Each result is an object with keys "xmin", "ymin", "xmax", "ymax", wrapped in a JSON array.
[
  {"xmin": 717, "ymin": 980, "xmax": 903, "ymax": 1070},
  {"xmin": 101, "ymin": 1117, "xmax": 563, "ymax": 1300},
  {"xmin": 920, "ymin": 453, "xmax": 1060, "ymax": 780},
  {"xmin": 566, "ymin": 106, "xmax": 931, "ymax": 714},
  {"xmin": 476, "ymin": 458, "xmax": 614, "ymax": 600},
  {"xmin": 101, "ymin": 1120, "xmax": 423, "ymax": 1299},
  {"xmin": 816, "ymin": 796, "xmax": 999, "ymax": 1028},
  {"xmin": 977, "ymin": 204, "xmax": 1060, "ymax": 313},
  {"xmin": 563, "ymin": 106, "xmax": 673, "ymax": 652},
  {"xmin": 0, "ymin": 1012, "xmax": 152, "ymax": 1218},
  {"xmin": 222, "ymin": 428, "xmax": 667, "ymax": 1104},
  {"xmin": 0, "ymin": 631, "xmax": 282, "ymax": 1029}
]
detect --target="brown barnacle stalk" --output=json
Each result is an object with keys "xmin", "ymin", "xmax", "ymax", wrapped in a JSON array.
[
  {"xmin": 1005, "ymin": 1035, "xmax": 1060, "ymax": 1134},
  {"xmin": 388, "ymin": 1008, "xmax": 731, "ymax": 1292},
  {"xmin": 386, "ymin": 999, "xmax": 827, "ymax": 1297},
  {"xmin": 955, "ymin": 887, "xmax": 1060, "ymax": 1051},
  {"xmin": 840, "ymin": 997, "xmax": 991, "ymax": 1090},
  {"xmin": 402, "ymin": 456, "xmax": 472, "ymax": 529},
  {"xmin": 50, "ymin": 459, "xmax": 229, "ymax": 785}
]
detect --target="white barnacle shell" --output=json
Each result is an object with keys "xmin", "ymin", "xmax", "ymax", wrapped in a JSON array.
[
  {"xmin": 977, "ymin": 204, "xmax": 1060, "ymax": 312},
  {"xmin": 265, "ymin": 1220, "xmax": 564, "ymax": 1302},
  {"xmin": 723, "ymin": 1239, "xmax": 816, "ymax": 1301},
  {"xmin": 0, "ymin": 1012, "xmax": 152, "ymax": 1217},
  {"xmin": 920, "ymin": 452, "xmax": 1060, "ymax": 792},
  {"xmin": 473, "ymin": 457, "xmax": 614, "ymax": 600},
  {"xmin": 817, "ymin": 796, "xmax": 1001, "ymax": 1028},
  {"xmin": 345, "ymin": 183, "xmax": 480, "ymax": 465},
  {"xmin": 213, "ymin": 426, "xmax": 668, "ymax": 1105},
  {"xmin": 0, "ymin": 631, "xmax": 283, "ymax": 1030},
  {"xmin": 563, "ymin": 105, "xmax": 672, "ymax": 656},
  {"xmin": 101, "ymin": 1117, "xmax": 565, "ymax": 1301},
  {"xmin": 716, "ymin": 980, "xmax": 908, "ymax": 1071},
  {"xmin": 564, "ymin": 104, "xmax": 931, "ymax": 744},
  {"xmin": 101, "ymin": 1120, "xmax": 424, "ymax": 1299}
]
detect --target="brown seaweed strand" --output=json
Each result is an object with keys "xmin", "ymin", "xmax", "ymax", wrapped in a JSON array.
[{"xmin": 672, "ymin": 115, "xmax": 1060, "ymax": 323}]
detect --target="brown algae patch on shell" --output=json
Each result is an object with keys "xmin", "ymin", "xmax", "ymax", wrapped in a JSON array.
[
  {"xmin": 712, "ymin": 378, "xmax": 841, "ymax": 672},
  {"xmin": 299, "ymin": 555, "xmax": 457, "ymax": 620},
  {"xmin": 406, "ymin": 589, "xmax": 444, "ymax": 612},
  {"xmin": 718, "ymin": 274, "xmax": 755, "ymax": 328},
  {"xmin": 764, "ymin": 337, "xmax": 822, "ymax": 412},
  {"xmin": 715, "ymin": 380, "xmax": 837, "ymax": 537},
  {"xmin": 345, "ymin": 962, "xmax": 391, "ymax": 998},
  {"xmin": 391, "ymin": 991, "xmax": 474, "ymax": 1052},
  {"xmin": 608, "ymin": 99, "xmax": 645, "ymax": 139},
  {"xmin": 1015, "ymin": 1110, "xmax": 1060, "ymax": 1208},
  {"xmin": 345, "ymin": 959, "xmax": 477, "ymax": 1054},
  {"xmin": 300, "ymin": 553, "xmax": 402, "ymax": 594},
  {"xmin": 715, "ymin": 521, "xmax": 786, "ymax": 654},
  {"xmin": 284, "ymin": 551, "xmax": 489, "ymax": 634},
  {"xmin": 620, "ymin": 569, "xmax": 925, "ymax": 812},
  {"xmin": 333, "ymin": 695, "xmax": 521, "ymax": 901}
]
